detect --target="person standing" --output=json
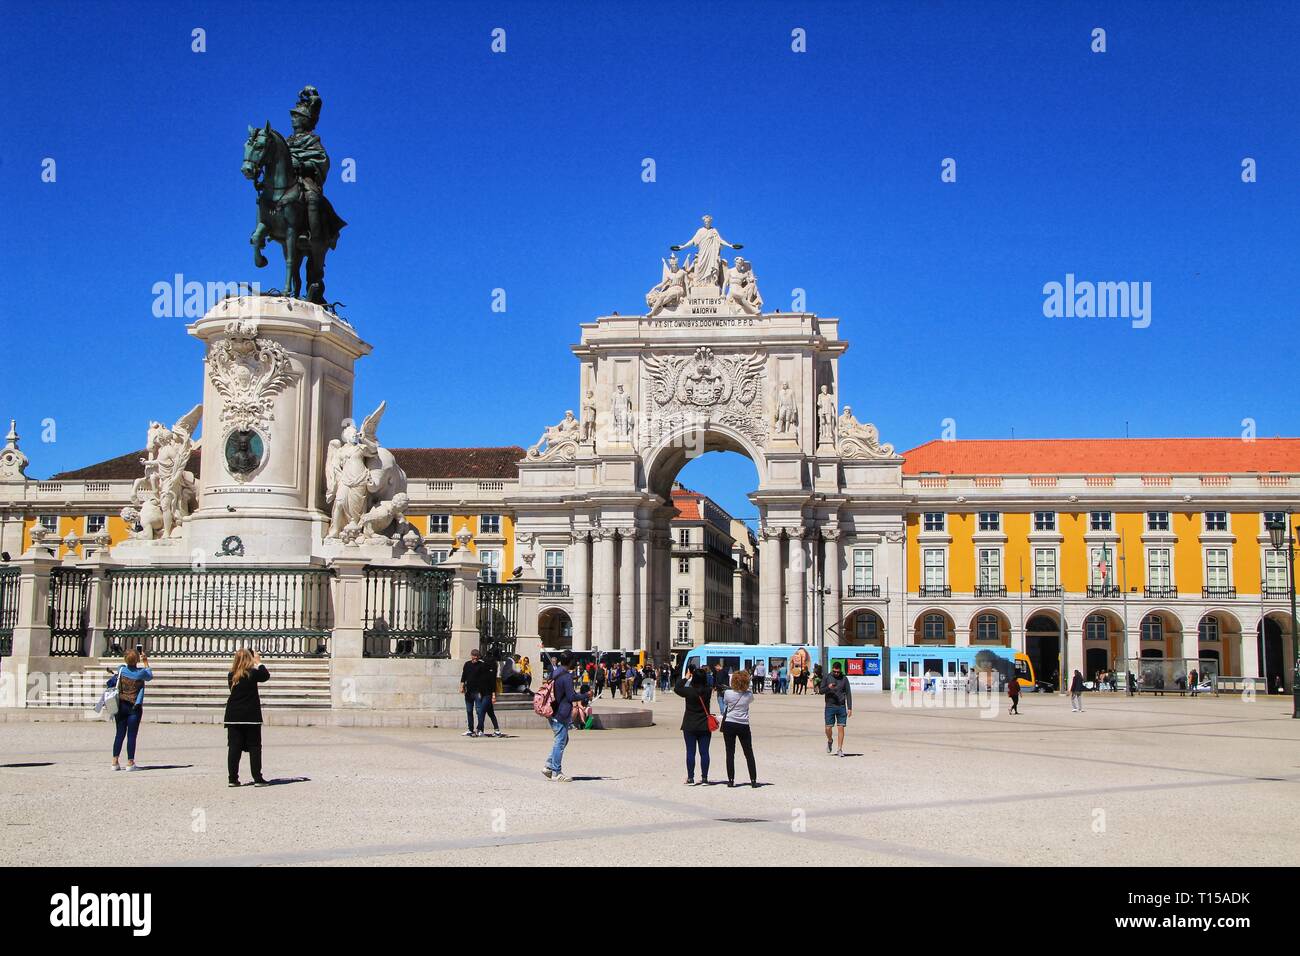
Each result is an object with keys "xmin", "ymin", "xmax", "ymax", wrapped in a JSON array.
[
  {"xmin": 722, "ymin": 671, "xmax": 758, "ymax": 788},
  {"xmin": 753, "ymin": 660, "xmax": 766, "ymax": 693},
  {"xmin": 642, "ymin": 662, "xmax": 657, "ymax": 703},
  {"xmin": 109, "ymin": 648, "xmax": 153, "ymax": 771},
  {"xmin": 543, "ymin": 652, "xmax": 589, "ymax": 782},
  {"xmin": 822, "ymin": 661, "xmax": 852, "ymax": 757},
  {"xmin": 595, "ymin": 662, "xmax": 607, "ymax": 699},
  {"xmin": 675, "ymin": 668, "xmax": 714, "ymax": 785},
  {"xmin": 1007, "ymin": 673, "xmax": 1021, "ymax": 715},
  {"xmin": 459, "ymin": 648, "xmax": 494, "ymax": 737},
  {"xmin": 1189, "ymin": 667, "xmax": 1200, "ymax": 697},
  {"xmin": 1070, "ymin": 669, "xmax": 1085, "ymax": 712},
  {"xmin": 225, "ymin": 648, "xmax": 270, "ymax": 787},
  {"xmin": 713, "ymin": 662, "xmax": 729, "ymax": 713}
]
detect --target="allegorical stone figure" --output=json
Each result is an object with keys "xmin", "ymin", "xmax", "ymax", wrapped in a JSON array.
[
  {"xmin": 817, "ymin": 384, "xmax": 837, "ymax": 445},
  {"xmin": 724, "ymin": 256, "xmax": 763, "ymax": 315},
  {"xmin": 646, "ymin": 254, "xmax": 689, "ymax": 316},
  {"xmin": 580, "ymin": 390, "xmax": 597, "ymax": 443},
  {"xmin": 612, "ymin": 384, "xmax": 634, "ymax": 441},
  {"xmin": 774, "ymin": 382, "xmax": 799, "ymax": 439},
  {"xmin": 672, "ymin": 215, "xmax": 742, "ymax": 290}
]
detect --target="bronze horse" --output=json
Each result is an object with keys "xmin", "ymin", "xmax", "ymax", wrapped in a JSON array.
[{"xmin": 242, "ymin": 122, "xmax": 345, "ymax": 304}]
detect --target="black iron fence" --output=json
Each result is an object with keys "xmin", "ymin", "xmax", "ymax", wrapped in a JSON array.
[
  {"xmin": 105, "ymin": 567, "xmax": 333, "ymax": 657},
  {"xmin": 477, "ymin": 581, "xmax": 519, "ymax": 663},
  {"xmin": 0, "ymin": 565, "xmax": 19, "ymax": 656},
  {"xmin": 363, "ymin": 566, "xmax": 452, "ymax": 658},
  {"xmin": 48, "ymin": 567, "xmax": 91, "ymax": 656}
]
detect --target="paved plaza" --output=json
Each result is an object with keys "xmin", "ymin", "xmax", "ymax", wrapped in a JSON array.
[{"xmin": 1, "ymin": 691, "xmax": 1297, "ymax": 867}]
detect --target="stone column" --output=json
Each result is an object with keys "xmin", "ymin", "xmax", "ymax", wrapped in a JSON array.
[
  {"xmin": 634, "ymin": 532, "xmax": 650, "ymax": 653},
  {"xmin": 759, "ymin": 527, "xmax": 784, "ymax": 643},
  {"xmin": 80, "ymin": 550, "xmax": 120, "ymax": 659},
  {"xmin": 591, "ymin": 529, "xmax": 617, "ymax": 650},
  {"xmin": 570, "ymin": 530, "xmax": 591, "ymax": 650},
  {"xmin": 619, "ymin": 530, "xmax": 637, "ymax": 651},
  {"xmin": 786, "ymin": 527, "xmax": 806, "ymax": 645},
  {"xmin": 327, "ymin": 555, "xmax": 369, "ymax": 707},
  {"xmin": 823, "ymin": 528, "xmax": 841, "ymax": 643},
  {"xmin": 1180, "ymin": 617, "xmax": 1200, "ymax": 673},
  {"xmin": 5, "ymin": 550, "xmax": 58, "ymax": 707},
  {"xmin": 1241, "ymin": 618, "xmax": 1260, "ymax": 679}
]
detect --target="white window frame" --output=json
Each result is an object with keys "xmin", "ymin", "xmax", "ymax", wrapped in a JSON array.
[
  {"xmin": 923, "ymin": 548, "xmax": 946, "ymax": 588},
  {"xmin": 1204, "ymin": 548, "xmax": 1230, "ymax": 589},
  {"xmin": 38, "ymin": 515, "xmax": 58, "ymax": 533},
  {"xmin": 478, "ymin": 514, "xmax": 501, "ymax": 535},
  {"xmin": 1089, "ymin": 511, "xmax": 1113, "ymax": 532},
  {"xmin": 677, "ymin": 588, "xmax": 691, "ymax": 608},
  {"xmin": 678, "ymin": 557, "xmax": 690, "ymax": 574},
  {"xmin": 977, "ymin": 511, "xmax": 1001, "ymax": 532},
  {"xmin": 1147, "ymin": 547, "xmax": 1172, "ymax": 588},
  {"xmin": 852, "ymin": 548, "xmax": 875, "ymax": 589},
  {"xmin": 922, "ymin": 512, "xmax": 945, "ymax": 532},
  {"xmin": 544, "ymin": 549, "xmax": 564, "ymax": 588},
  {"xmin": 1085, "ymin": 614, "xmax": 1108, "ymax": 642},
  {"xmin": 1089, "ymin": 545, "xmax": 1116, "ymax": 586},
  {"xmin": 1265, "ymin": 548, "xmax": 1288, "ymax": 591},
  {"xmin": 86, "ymin": 514, "xmax": 108, "ymax": 535},
  {"xmin": 977, "ymin": 548, "xmax": 1002, "ymax": 587},
  {"xmin": 428, "ymin": 549, "xmax": 449, "ymax": 565},
  {"xmin": 1203, "ymin": 511, "xmax": 1228, "ymax": 532},
  {"xmin": 428, "ymin": 514, "xmax": 450, "ymax": 535},
  {"xmin": 1146, "ymin": 511, "xmax": 1170, "ymax": 532},
  {"xmin": 1033, "ymin": 548, "xmax": 1057, "ymax": 588},
  {"xmin": 676, "ymin": 620, "xmax": 691, "ymax": 644},
  {"xmin": 478, "ymin": 548, "xmax": 502, "ymax": 582},
  {"xmin": 1033, "ymin": 511, "xmax": 1057, "ymax": 532}
]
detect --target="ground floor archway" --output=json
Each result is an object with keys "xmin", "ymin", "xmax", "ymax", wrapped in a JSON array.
[
  {"xmin": 539, "ymin": 607, "xmax": 572, "ymax": 649},
  {"xmin": 913, "ymin": 608, "xmax": 955, "ymax": 645},
  {"xmin": 1025, "ymin": 611, "xmax": 1062, "ymax": 689},
  {"xmin": 843, "ymin": 608, "xmax": 884, "ymax": 645}
]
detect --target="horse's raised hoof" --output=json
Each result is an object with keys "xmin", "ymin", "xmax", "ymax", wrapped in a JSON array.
[{"xmin": 253, "ymin": 252, "xmax": 268, "ymax": 268}]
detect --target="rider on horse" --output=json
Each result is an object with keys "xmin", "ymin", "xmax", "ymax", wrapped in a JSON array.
[{"xmin": 288, "ymin": 86, "xmax": 329, "ymax": 244}]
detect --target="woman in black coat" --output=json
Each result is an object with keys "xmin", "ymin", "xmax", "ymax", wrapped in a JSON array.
[
  {"xmin": 674, "ymin": 667, "xmax": 714, "ymax": 785},
  {"xmin": 225, "ymin": 648, "xmax": 270, "ymax": 787}
]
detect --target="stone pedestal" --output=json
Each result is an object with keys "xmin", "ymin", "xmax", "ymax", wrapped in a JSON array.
[
  {"xmin": 4, "ymin": 551, "xmax": 58, "ymax": 707},
  {"xmin": 186, "ymin": 296, "xmax": 371, "ymax": 564}
]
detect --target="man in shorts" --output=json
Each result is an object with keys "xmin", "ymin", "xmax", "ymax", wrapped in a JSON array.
[{"xmin": 822, "ymin": 661, "xmax": 853, "ymax": 757}]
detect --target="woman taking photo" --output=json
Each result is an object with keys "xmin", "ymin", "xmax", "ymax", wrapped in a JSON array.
[
  {"xmin": 721, "ymin": 670, "xmax": 758, "ymax": 788},
  {"xmin": 225, "ymin": 648, "xmax": 270, "ymax": 787},
  {"xmin": 110, "ymin": 648, "xmax": 153, "ymax": 771},
  {"xmin": 674, "ymin": 666, "xmax": 714, "ymax": 785}
]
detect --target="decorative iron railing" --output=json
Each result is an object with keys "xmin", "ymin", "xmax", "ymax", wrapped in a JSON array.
[
  {"xmin": 541, "ymin": 584, "xmax": 570, "ymax": 597},
  {"xmin": 477, "ymin": 581, "xmax": 519, "ymax": 663},
  {"xmin": 847, "ymin": 584, "xmax": 880, "ymax": 597},
  {"xmin": 105, "ymin": 567, "xmax": 332, "ymax": 657},
  {"xmin": 1202, "ymin": 586, "xmax": 1237, "ymax": 600},
  {"xmin": 363, "ymin": 566, "xmax": 452, "ymax": 658},
  {"xmin": 1263, "ymin": 585, "xmax": 1290, "ymax": 599},
  {"xmin": 1030, "ymin": 585, "xmax": 1064, "ymax": 598},
  {"xmin": 48, "ymin": 567, "xmax": 91, "ymax": 656},
  {"xmin": 1144, "ymin": 585, "xmax": 1178, "ymax": 599},
  {"xmin": 1087, "ymin": 585, "xmax": 1121, "ymax": 598},
  {"xmin": 973, "ymin": 584, "xmax": 1007, "ymax": 598},
  {"xmin": 0, "ymin": 565, "xmax": 19, "ymax": 656},
  {"xmin": 917, "ymin": 585, "xmax": 951, "ymax": 598}
]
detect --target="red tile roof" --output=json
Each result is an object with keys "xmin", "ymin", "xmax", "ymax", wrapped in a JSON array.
[
  {"xmin": 49, "ymin": 446, "xmax": 525, "ymax": 482},
  {"xmin": 901, "ymin": 438, "xmax": 1300, "ymax": 476},
  {"xmin": 671, "ymin": 488, "xmax": 703, "ymax": 521}
]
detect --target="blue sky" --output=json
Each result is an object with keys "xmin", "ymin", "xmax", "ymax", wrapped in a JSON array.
[{"xmin": 1, "ymin": 0, "xmax": 1297, "ymax": 523}]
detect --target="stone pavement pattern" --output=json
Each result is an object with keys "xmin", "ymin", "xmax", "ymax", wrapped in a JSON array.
[{"xmin": 1, "ymin": 692, "xmax": 1297, "ymax": 867}]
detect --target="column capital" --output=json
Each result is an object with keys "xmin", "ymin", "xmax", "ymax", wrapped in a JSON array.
[
  {"xmin": 618, "ymin": 527, "xmax": 638, "ymax": 541},
  {"xmin": 821, "ymin": 527, "xmax": 841, "ymax": 541},
  {"xmin": 759, "ymin": 525, "xmax": 783, "ymax": 541},
  {"xmin": 783, "ymin": 525, "xmax": 807, "ymax": 539},
  {"xmin": 572, "ymin": 528, "xmax": 591, "ymax": 543}
]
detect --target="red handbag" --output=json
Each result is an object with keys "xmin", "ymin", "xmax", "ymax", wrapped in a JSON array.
[{"xmin": 699, "ymin": 692, "xmax": 719, "ymax": 732}]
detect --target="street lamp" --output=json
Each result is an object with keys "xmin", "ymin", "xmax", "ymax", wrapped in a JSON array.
[{"xmin": 1266, "ymin": 514, "xmax": 1300, "ymax": 718}]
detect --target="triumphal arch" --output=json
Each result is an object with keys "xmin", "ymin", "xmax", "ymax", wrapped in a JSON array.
[{"xmin": 511, "ymin": 217, "xmax": 906, "ymax": 659}]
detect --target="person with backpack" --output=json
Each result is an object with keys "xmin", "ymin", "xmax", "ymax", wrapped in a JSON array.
[
  {"xmin": 225, "ymin": 647, "xmax": 270, "ymax": 787},
  {"xmin": 675, "ymin": 667, "xmax": 715, "ymax": 785},
  {"xmin": 109, "ymin": 648, "xmax": 152, "ymax": 771},
  {"xmin": 540, "ymin": 651, "xmax": 589, "ymax": 782}
]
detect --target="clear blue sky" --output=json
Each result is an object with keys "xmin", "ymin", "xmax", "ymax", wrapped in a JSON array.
[{"xmin": 2, "ymin": 1, "xmax": 1297, "ymax": 523}]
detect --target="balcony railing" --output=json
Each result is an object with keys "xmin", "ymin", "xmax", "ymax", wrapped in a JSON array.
[
  {"xmin": 974, "ymin": 584, "xmax": 1007, "ymax": 598},
  {"xmin": 1263, "ymin": 585, "xmax": 1290, "ymax": 599},
  {"xmin": 1087, "ymin": 585, "xmax": 1121, "ymax": 598},
  {"xmin": 847, "ymin": 584, "xmax": 880, "ymax": 597},
  {"xmin": 1202, "ymin": 586, "xmax": 1237, "ymax": 600},
  {"xmin": 917, "ymin": 585, "xmax": 951, "ymax": 598},
  {"xmin": 1144, "ymin": 585, "xmax": 1178, "ymax": 599},
  {"xmin": 541, "ymin": 584, "xmax": 570, "ymax": 596},
  {"xmin": 1030, "ymin": 585, "xmax": 1063, "ymax": 598}
]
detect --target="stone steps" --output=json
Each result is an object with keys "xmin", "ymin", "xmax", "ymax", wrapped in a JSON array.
[{"xmin": 31, "ymin": 657, "xmax": 332, "ymax": 710}]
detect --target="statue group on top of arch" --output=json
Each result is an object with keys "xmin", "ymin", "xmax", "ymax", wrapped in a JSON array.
[
  {"xmin": 324, "ymin": 401, "xmax": 414, "ymax": 544},
  {"xmin": 645, "ymin": 215, "xmax": 763, "ymax": 317},
  {"xmin": 123, "ymin": 405, "xmax": 203, "ymax": 540}
]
